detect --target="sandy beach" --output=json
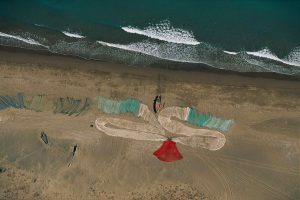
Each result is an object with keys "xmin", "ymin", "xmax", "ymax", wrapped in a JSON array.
[{"xmin": 0, "ymin": 48, "xmax": 299, "ymax": 200}]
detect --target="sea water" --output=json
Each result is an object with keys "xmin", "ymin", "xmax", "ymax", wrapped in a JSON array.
[{"xmin": 0, "ymin": 0, "xmax": 299, "ymax": 76}]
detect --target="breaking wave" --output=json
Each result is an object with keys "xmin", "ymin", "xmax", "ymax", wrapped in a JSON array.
[
  {"xmin": 223, "ymin": 48, "xmax": 300, "ymax": 67},
  {"xmin": 0, "ymin": 31, "xmax": 48, "ymax": 48},
  {"xmin": 97, "ymin": 40, "xmax": 204, "ymax": 64},
  {"xmin": 247, "ymin": 48, "xmax": 300, "ymax": 67},
  {"xmin": 223, "ymin": 50, "xmax": 238, "ymax": 55},
  {"xmin": 62, "ymin": 31, "xmax": 86, "ymax": 39},
  {"xmin": 122, "ymin": 20, "xmax": 200, "ymax": 45},
  {"xmin": 0, "ymin": 29, "xmax": 299, "ymax": 77}
]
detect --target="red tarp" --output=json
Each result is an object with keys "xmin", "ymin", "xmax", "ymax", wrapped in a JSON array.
[{"xmin": 153, "ymin": 140, "xmax": 183, "ymax": 162}]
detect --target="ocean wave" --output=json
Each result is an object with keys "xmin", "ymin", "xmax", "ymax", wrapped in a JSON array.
[
  {"xmin": 1, "ymin": 29, "xmax": 299, "ymax": 77},
  {"xmin": 0, "ymin": 31, "xmax": 48, "ymax": 48},
  {"xmin": 223, "ymin": 48, "xmax": 300, "ymax": 67},
  {"xmin": 246, "ymin": 48, "xmax": 300, "ymax": 67},
  {"xmin": 97, "ymin": 40, "xmax": 300, "ymax": 76},
  {"xmin": 121, "ymin": 20, "xmax": 200, "ymax": 45},
  {"xmin": 62, "ymin": 31, "xmax": 85, "ymax": 38},
  {"xmin": 97, "ymin": 40, "xmax": 203, "ymax": 64},
  {"xmin": 223, "ymin": 50, "xmax": 237, "ymax": 55},
  {"xmin": 286, "ymin": 47, "xmax": 300, "ymax": 66},
  {"xmin": 34, "ymin": 24, "xmax": 43, "ymax": 27}
]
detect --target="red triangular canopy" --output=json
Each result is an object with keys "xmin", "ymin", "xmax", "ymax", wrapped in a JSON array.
[{"xmin": 153, "ymin": 140, "xmax": 183, "ymax": 162}]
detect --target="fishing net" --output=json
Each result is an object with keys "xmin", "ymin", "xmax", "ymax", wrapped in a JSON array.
[
  {"xmin": 0, "ymin": 93, "xmax": 25, "ymax": 110},
  {"xmin": 95, "ymin": 117, "xmax": 165, "ymax": 141},
  {"xmin": 186, "ymin": 107, "xmax": 233, "ymax": 132},
  {"xmin": 158, "ymin": 106, "xmax": 226, "ymax": 150},
  {"xmin": 153, "ymin": 140, "xmax": 183, "ymax": 162},
  {"xmin": 158, "ymin": 106, "xmax": 190, "ymax": 135},
  {"xmin": 203, "ymin": 117, "xmax": 233, "ymax": 132},
  {"xmin": 54, "ymin": 97, "xmax": 90, "ymax": 116},
  {"xmin": 187, "ymin": 107, "xmax": 212, "ymax": 127},
  {"xmin": 25, "ymin": 95, "xmax": 48, "ymax": 112},
  {"xmin": 138, "ymin": 103, "xmax": 162, "ymax": 129},
  {"xmin": 95, "ymin": 99, "xmax": 231, "ymax": 156},
  {"xmin": 174, "ymin": 135, "xmax": 225, "ymax": 151},
  {"xmin": 98, "ymin": 97, "xmax": 140, "ymax": 116}
]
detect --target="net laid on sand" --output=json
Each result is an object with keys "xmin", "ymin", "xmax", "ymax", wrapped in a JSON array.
[
  {"xmin": 0, "ymin": 93, "xmax": 91, "ymax": 116},
  {"xmin": 0, "ymin": 93, "xmax": 48, "ymax": 112},
  {"xmin": 97, "ymin": 97, "xmax": 165, "ymax": 135},
  {"xmin": 25, "ymin": 95, "xmax": 48, "ymax": 112},
  {"xmin": 54, "ymin": 97, "xmax": 90, "ymax": 116},
  {"xmin": 187, "ymin": 107, "xmax": 233, "ymax": 132},
  {"xmin": 98, "ymin": 97, "xmax": 164, "ymax": 128},
  {"xmin": 138, "ymin": 103, "xmax": 163, "ymax": 129},
  {"xmin": 0, "ymin": 93, "xmax": 25, "ymax": 110},
  {"xmin": 153, "ymin": 140, "xmax": 183, "ymax": 162},
  {"xmin": 95, "ymin": 116, "xmax": 166, "ymax": 141},
  {"xmin": 97, "ymin": 97, "xmax": 141, "ymax": 116},
  {"xmin": 158, "ymin": 106, "xmax": 226, "ymax": 150},
  {"xmin": 95, "ymin": 98, "xmax": 231, "ymax": 151}
]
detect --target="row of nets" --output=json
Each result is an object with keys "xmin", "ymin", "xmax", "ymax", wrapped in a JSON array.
[
  {"xmin": 0, "ymin": 93, "xmax": 90, "ymax": 116},
  {"xmin": 1, "ymin": 94, "xmax": 233, "ymax": 132},
  {"xmin": 97, "ymin": 97, "xmax": 233, "ymax": 133},
  {"xmin": 0, "ymin": 93, "xmax": 47, "ymax": 112}
]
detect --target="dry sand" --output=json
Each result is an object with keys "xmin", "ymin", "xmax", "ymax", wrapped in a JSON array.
[{"xmin": 0, "ymin": 48, "xmax": 299, "ymax": 200}]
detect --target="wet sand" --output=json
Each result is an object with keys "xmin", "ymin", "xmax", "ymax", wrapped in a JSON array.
[{"xmin": 0, "ymin": 48, "xmax": 299, "ymax": 200}]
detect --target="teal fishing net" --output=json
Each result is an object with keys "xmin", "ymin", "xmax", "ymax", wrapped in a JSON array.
[
  {"xmin": 187, "ymin": 107, "xmax": 233, "ymax": 132},
  {"xmin": 187, "ymin": 108, "xmax": 212, "ymax": 127},
  {"xmin": 98, "ymin": 97, "xmax": 140, "ymax": 116},
  {"xmin": 0, "ymin": 93, "xmax": 25, "ymax": 110},
  {"xmin": 217, "ymin": 119, "xmax": 233, "ymax": 132}
]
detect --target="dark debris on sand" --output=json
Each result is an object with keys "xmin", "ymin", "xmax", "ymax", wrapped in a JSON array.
[{"xmin": 0, "ymin": 166, "xmax": 6, "ymax": 173}]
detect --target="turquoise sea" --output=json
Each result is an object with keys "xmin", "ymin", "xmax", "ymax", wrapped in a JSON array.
[{"xmin": 0, "ymin": 0, "xmax": 300, "ymax": 76}]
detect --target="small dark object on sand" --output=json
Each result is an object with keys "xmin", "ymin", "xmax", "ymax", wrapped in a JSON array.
[
  {"xmin": 40, "ymin": 132, "xmax": 48, "ymax": 144},
  {"xmin": 90, "ymin": 124, "xmax": 93, "ymax": 127},
  {"xmin": 72, "ymin": 144, "xmax": 77, "ymax": 157},
  {"xmin": 68, "ymin": 144, "xmax": 78, "ymax": 167},
  {"xmin": 0, "ymin": 166, "xmax": 6, "ymax": 173},
  {"xmin": 153, "ymin": 95, "xmax": 162, "ymax": 113}
]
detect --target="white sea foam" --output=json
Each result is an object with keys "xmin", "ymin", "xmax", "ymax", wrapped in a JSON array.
[
  {"xmin": 223, "ymin": 50, "xmax": 238, "ymax": 55},
  {"xmin": 62, "ymin": 31, "xmax": 85, "ymax": 38},
  {"xmin": 121, "ymin": 20, "xmax": 200, "ymax": 45},
  {"xmin": 34, "ymin": 24, "xmax": 43, "ymax": 27},
  {"xmin": 223, "ymin": 48, "xmax": 300, "ymax": 67},
  {"xmin": 246, "ymin": 48, "xmax": 300, "ymax": 67},
  {"xmin": 286, "ymin": 47, "xmax": 300, "ymax": 66},
  {"xmin": 97, "ymin": 40, "xmax": 203, "ymax": 64},
  {"xmin": 0, "ymin": 31, "xmax": 47, "ymax": 47}
]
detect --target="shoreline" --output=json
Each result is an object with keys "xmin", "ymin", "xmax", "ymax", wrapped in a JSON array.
[
  {"xmin": 1, "ymin": 46, "xmax": 300, "ymax": 96},
  {"xmin": 1, "ymin": 45, "xmax": 300, "ymax": 83}
]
